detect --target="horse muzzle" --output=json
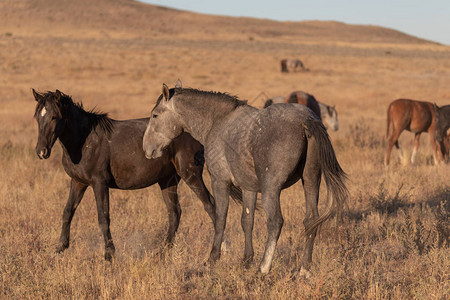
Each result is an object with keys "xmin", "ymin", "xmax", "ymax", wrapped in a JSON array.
[
  {"xmin": 36, "ymin": 147, "xmax": 50, "ymax": 159},
  {"xmin": 145, "ymin": 148, "xmax": 162, "ymax": 160}
]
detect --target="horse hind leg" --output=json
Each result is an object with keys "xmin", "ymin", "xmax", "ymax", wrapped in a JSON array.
[
  {"xmin": 411, "ymin": 133, "xmax": 421, "ymax": 164},
  {"xmin": 92, "ymin": 181, "xmax": 115, "ymax": 261},
  {"xmin": 158, "ymin": 176, "xmax": 181, "ymax": 246},
  {"xmin": 298, "ymin": 144, "xmax": 322, "ymax": 278},
  {"xmin": 385, "ymin": 125, "xmax": 403, "ymax": 167},
  {"xmin": 241, "ymin": 190, "xmax": 257, "ymax": 268},
  {"xmin": 208, "ymin": 178, "xmax": 230, "ymax": 264},
  {"xmin": 429, "ymin": 131, "xmax": 444, "ymax": 165},
  {"xmin": 259, "ymin": 188, "xmax": 283, "ymax": 274}
]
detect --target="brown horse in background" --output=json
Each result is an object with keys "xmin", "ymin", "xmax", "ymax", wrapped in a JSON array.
[
  {"xmin": 280, "ymin": 59, "xmax": 307, "ymax": 72},
  {"xmin": 264, "ymin": 92, "xmax": 339, "ymax": 131},
  {"xmin": 288, "ymin": 91, "xmax": 321, "ymax": 120},
  {"xmin": 385, "ymin": 99, "xmax": 444, "ymax": 167}
]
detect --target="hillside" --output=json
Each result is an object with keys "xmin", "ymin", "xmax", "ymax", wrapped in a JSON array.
[
  {"xmin": 1, "ymin": 0, "xmax": 450, "ymax": 299},
  {"xmin": 0, "ymin": 0, "xmax": 433, "ymax": 44}
]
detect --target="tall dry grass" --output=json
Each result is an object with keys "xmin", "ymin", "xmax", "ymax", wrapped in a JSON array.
[{"xmin": 1, "ymin": 2, "xmax": 450, "ymax": 298}]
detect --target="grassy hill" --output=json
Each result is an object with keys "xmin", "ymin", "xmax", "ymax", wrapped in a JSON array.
[{"xmin": 0, "ymin": 1, "xmax": 449, "ymax": 299}]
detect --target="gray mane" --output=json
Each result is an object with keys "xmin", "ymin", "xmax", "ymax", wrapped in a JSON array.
[{"xmin": 175, "ymin": 88, "xmax": 248, "ymax": 109}]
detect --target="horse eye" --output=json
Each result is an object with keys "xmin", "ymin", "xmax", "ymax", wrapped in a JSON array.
[
  {"xmin": 152, "ymin": 114, "xmax": 158, "ymax": 119},
  {"xmin": 51, "ymin": 116, "xmax": 58, "ymax": 120}
]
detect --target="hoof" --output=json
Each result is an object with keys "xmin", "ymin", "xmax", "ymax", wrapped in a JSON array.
[
  {"xmin": 221, "ymin": 240, "xmax": 231, "ymax": 252},
  {"xmin": 104, "ymin": 252, "xmax": 113, "ymax": 262},
  {"xmin": 55, "ymin": 243, "xmax": 68, "ymax": 254},
  {"xmin": 242, "ymin": 256, "xmax": 254, "ymax": 269},
  {"xmin": 259, "ymin": 263, "xmax": 271, "ymax": 275},
  {"xmin": 104, "ymin": 246, "xmax": 115, "ymax": 261},
  {"xmin": 299, "ymin": 267, "xmax": 312, "ymax": 279}
]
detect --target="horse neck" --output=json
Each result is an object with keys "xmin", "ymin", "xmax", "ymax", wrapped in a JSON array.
[
  {"xmin": 442, "ymin": 107, "xmax": 450, "ymax": 125},
  {"xmin": 176, "ymin": 95, "xmax": 239, "ymax": 145},
  {"xmin": 58, "ymin": 106, "xmax": 95, "ymax": 156}
]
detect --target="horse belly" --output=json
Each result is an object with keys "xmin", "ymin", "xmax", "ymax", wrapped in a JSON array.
[
  {"xmin": 109, "ymin": 153, "xmax": 171, "ymax": 190},
  {"xmin": 228, "ymin": 161, "xmax": 260, "ymax": 191},
  {"xmin": 409, "ymin": 111, "xmax": 432, "ymax": 133}
]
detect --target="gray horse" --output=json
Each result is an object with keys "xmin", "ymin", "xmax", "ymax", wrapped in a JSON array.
[
  {"xmin": 318, "ymin": 101, "xmax": 339, "ymax": 131},
  {"xmin": 143, "ymin": 81, "xmax": 348, "ymax": 275}
]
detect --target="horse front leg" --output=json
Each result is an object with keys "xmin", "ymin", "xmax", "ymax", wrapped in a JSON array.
[
  {"xmin": 241, "ymin": 190, "xmax": 257, "ymax": 268},
  {"xmin": 92, "ymin": 181, "xmax": 115, "ymax": 261},
  {"xmin": 177, "ymin": 163, "xmax": 216, "ymax": 226},
  {"xmin": 208, "ymin": 178, "xmax": 230, "ymax": 264},
  {"xmin": 173, "ymin": 146, "xmax": 216, "ymax": 226},
  {"xmin": 158, "ymin": 176, "xmax": 181, "ymax": 246},
  {"xmin": 56, "ymin": 179, "xmax": 87, "ymax": 253}
]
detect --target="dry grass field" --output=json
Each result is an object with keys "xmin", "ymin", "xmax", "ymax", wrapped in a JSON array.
[{"xmin": 1, "ymin": 0, "xmax": 449, "ymax": 298}]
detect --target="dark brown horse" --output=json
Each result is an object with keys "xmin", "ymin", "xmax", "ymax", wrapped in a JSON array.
[
  {"xmin": 33, "ymin": 89, "xmax": 216, "ymax": 260},
  {"xmin": 385, "ymin": 99, "xmax": 445, "ymax": 167},
  {"xmin": 434, "ymin": 104, "xmax": 450, "ymax": 161}
]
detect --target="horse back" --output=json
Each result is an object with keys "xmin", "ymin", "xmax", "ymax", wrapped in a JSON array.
[
  {"xmin": 287, "ymin": 91, "xmax": 321, "ymax": 119},
  {"xmin": 388, "ymin": 99, "xmax": 435, "ymax": 133}
]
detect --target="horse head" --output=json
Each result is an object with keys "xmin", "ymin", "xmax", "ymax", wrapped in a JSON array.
[
  {"xmin": 33, "ymin": 89, "xmax": 66, "ymax": 159},
  {"xmin": 143, "ymin": 80, "xmax": 184, "ymax": 159}
]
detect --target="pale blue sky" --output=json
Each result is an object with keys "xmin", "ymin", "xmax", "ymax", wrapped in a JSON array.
[{"xmin": 140, "ymin": 0, "xmax": 450, "ymax": 45}]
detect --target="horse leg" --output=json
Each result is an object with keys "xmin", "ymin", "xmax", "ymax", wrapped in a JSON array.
[
  {"xmin": 241, "ymin": 190, "xmax": 257, "ymax": 268},
  {"xmin": 385, "ymin": 129, "xmax": 401, "ymax": 166},
  {"xmin": 430, "ymin": 132, "xmax": 444, "ymax": 165},
  {"xmin": 259, "ymin": 188, "xmax": 283, "ymax": 274},
  {"xmin": 299, "ymin": 161, "xmax": 321, "ymax": 278},
  {"xmin": 158, "ymin": 176, "xmax": 181, "ymax": 246},
  {"xmin": 208, "ymin": 178, "xmax": 229, "ymax": 264},
  {"xmin": 173, "ymin": 149, "xmax": 216, "ymax": 226},
  {"xmin": 56, "ymin": 179, "xmax": 87, "ymax": 253},
  {"xmin": 411, "ymin": 133, "xmax": 421, "ymax": 164},
  {"xmin": 386, "ymin": 125, "xmax": 405, "ymax": 167},
  {"xmin": 92, "ymin": 181, "xmax": 115, "ymax": 261},
  {"xmin": 178, "ymin": 165, "xmax": 216, "ymax": 226}
]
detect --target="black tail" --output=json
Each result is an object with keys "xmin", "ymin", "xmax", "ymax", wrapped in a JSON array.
[
  {"xmin": 303, "ymin": 117, "xmax": 349, "ymax": 235},
  {"xmin": 230, "ymin": 184, "xmax": 243, "ymax": 204}
]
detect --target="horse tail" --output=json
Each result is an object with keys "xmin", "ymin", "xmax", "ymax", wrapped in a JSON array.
[
  {"xmin": 230, "ymin": 184, "xmax": 243, "ymax": 204},
  {"xmin": 302, "ymin": 117, "xmax": 349, "ymax": 236}
]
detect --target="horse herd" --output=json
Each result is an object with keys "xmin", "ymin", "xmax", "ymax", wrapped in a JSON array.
[{"xmin": 32, "ymin": 81, "xmax": 449, "ymax": 276}]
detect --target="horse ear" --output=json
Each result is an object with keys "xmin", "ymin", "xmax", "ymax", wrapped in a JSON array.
[
  {"xmin": 55, "ymin": 89, "xmax": 62, "ymax": 101},
  {"xmin": 434, "ymin": 103, "xmax": 439, "ymax": 110},
  {"xmin": 162, "ymin": 83, "xmax": 170, "ymax": 101},
  {"xmin": 32, "ymin": 88, "xmax": 43, "ymax": 102},
  {"xmin": 175, "ymin": 79, "xmax": 182, "ymax": 89}
]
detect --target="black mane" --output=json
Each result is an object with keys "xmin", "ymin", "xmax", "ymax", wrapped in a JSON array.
[{"xmin": 35, "ymin": 91, "xmax": 114, "ymax": 135}]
